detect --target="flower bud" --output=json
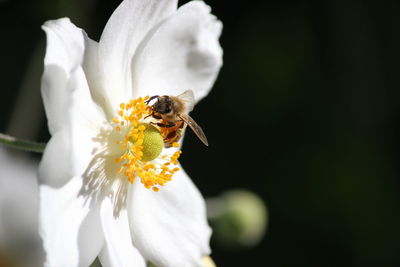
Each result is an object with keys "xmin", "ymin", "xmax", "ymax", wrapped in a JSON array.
[
  {"xmin": 202, "ymin": 256, "xmax": 216, "ymax": 267},
  {"xmin": 148, "ymin": 256, "xmax": 216, "ymax": 267},
  {"xmin": 207, "ymin": 190, "xmax": 268, "ymax": 248}
]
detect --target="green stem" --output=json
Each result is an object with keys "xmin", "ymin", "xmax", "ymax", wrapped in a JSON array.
[{"xmin": 0, "ymin": 133, "xmax": 46, "ymax": 153}]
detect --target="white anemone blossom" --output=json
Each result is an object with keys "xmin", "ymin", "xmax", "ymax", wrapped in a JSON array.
[{"xmin": 39, "ymin": 0, "xmax": 222, "ymax": 267}]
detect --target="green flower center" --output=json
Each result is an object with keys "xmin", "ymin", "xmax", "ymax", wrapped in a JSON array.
[{"xmin": 138, "ymin": 123, "xmax": 164, "ymax": 162}]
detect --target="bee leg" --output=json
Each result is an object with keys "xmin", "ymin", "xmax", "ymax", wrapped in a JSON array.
[
  {"xmin": 144, "ymin": 112, "xmax": 162, "ymax": 120},
  {"xmin": 155, "ymin": 121, "xmax": 176, "ymax": 128},
  {"xmin": 152, "ymin": 114, "xmax": 162, "ymax": 120}
]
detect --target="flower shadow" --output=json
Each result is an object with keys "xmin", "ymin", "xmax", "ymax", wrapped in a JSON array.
[{"xmin": 78, "ymin": 124, "xmax": 128, "ymax": 218}]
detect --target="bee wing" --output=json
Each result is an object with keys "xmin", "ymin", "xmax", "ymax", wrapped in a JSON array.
[
  {"xmin": 177, "ymin": 90, "xmax": 195, "ymax": 112},
  {"xmin": 178, "ymin": 113, "xmax": 209, "ymax": 146}
]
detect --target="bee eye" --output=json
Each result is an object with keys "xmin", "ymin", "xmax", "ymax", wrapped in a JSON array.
[{"xmin": 155, "ymin": 102, "xmax": 171, "ymax": 114}]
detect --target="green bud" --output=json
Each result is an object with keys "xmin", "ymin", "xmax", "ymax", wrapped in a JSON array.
[{"xmin": 208, "ymin": 190, "xmax": 268, "ymax": 248}]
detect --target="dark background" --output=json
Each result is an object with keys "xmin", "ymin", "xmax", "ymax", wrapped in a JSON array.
[{"xmin": 1, "ymin": 0, "xmax": 400, "ymax": 266}]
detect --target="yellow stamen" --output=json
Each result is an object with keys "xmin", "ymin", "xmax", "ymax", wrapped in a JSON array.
[{"xmin": 111, "ymin": 97, "xmax": 183, "ymax": 191}]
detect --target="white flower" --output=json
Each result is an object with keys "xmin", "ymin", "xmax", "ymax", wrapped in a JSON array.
[
  {"xmin": 0, "ymin": 148, "xmax": 42, "ymax": 267},
  {"xmin": 39, "ymin": 0, "xmax": 222, "ymax": 267}
]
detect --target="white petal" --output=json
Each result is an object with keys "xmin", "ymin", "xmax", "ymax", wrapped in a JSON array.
[
  {"xmin": 0, "ymin": 149, "xmax": 41, "ymax": 266},
  {"xmin": 40, "ymin": 28, "xmax": 108, "ymax": 267},
  {"xmin": 82, "ymin": 34, "xmax": 107, "ymax": 114},
  {"xmin": 39, "ymin": 176, "xmax": 104, "ymax": 267},
  {"xmin": 39, "ymin": 67, "xmax": 105, "ymax": 187},
  {"xmin": 41, "ymin": 18, "xmax": 105, "ymax": 187},
  {"xmin": 38, "ymin": 129, "xmax": 72, "ymax": 187},
  {"xmin": 41, "ymin": 18, "xmax": 87, "ymax": 134},
  {"xmin": 127, "ymin": 166, "xmax": 211, "ymax": 267},
  {"xmin": 98, "ymin": 197, "xmax": 146, "ymax": 267},
  {"xmin": 97, "ymin": 0, "xmax": 178, "ymax": 114},
  {"xmin": 132, "ymin": 1, "xmax": 223, "ymax": 103}
]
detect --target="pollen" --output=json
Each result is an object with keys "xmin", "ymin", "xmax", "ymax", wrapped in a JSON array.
[
  {"xmin": 172, "ymin": 142, "xmax": 180, "ymax": 148},
  {"xmin": 112, "ymin": 96, "xmax": 182, "ymax": 192}
]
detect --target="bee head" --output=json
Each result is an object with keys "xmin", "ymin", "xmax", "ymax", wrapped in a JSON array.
[{"xmin": 153, "ymin": 96, "xmax": 172, "ymax": 114}]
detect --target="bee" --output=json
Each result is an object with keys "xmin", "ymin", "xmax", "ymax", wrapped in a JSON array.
[{"xmin": 145, "ymin": 90, "xmax": 208, "ymax": 148}]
